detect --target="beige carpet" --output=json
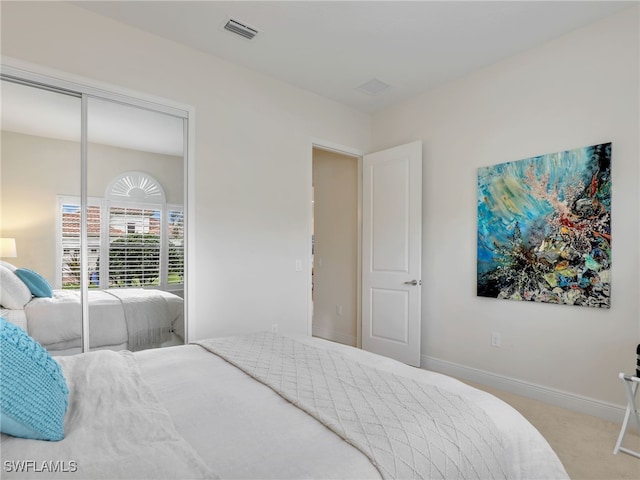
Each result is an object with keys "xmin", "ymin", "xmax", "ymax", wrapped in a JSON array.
[{"xmin": 464, "ymin": 380, "xmax": 640, "ymax": 480}]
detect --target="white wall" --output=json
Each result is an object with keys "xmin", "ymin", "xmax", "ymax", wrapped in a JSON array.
[
  {"xmin": 0, "ymin": 2, "xmax": 371, "ymax": 340},
  {"xmin": 371, "ymin": 7, "xmax": 639, "ymax": 413}
]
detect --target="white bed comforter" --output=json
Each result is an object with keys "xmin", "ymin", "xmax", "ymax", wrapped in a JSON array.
[
  {"xmin": 0, "ymin": 349, "xmax": 216, "ymax": 480},
  {"xmin": 143, "ymin": 334, "xmax": 568, "ymax": 480},
  {"xmin": 197, "ymin": 333, "xmax": 509, "ymax": 480},
  {"xmin": 26, "ymin": 290, "xmax": 127, "ymax": 350},
  {"xmin": 1, "ymin": 333, "xmax": 569, "ymax": 480}
]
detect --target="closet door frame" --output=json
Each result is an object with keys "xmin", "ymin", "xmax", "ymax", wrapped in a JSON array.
[{"xmin": 1, "ymin": 59, "xmax": 195, "ymax": 351}]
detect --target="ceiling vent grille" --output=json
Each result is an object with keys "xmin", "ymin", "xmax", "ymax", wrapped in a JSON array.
[
  {"xmin": 224, "ymin": 19, "xmax": 259, "ymax": 40},
  {"xmin": 357, "ymin": 78, "xmax": 391, "ymax": 96}
]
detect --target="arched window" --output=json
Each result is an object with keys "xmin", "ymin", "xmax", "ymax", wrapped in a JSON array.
[
  {"xmin": 107, "ymin": 171, "xmax": 166, "ymax": 203},
  {"xmin": 58, "ymin": 172, "xmax": 183, "ymax": 291}
]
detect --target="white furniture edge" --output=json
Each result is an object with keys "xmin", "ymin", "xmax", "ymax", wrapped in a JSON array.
[{"xmin": 613, "ymin": 373, "xmax": 640, "ymax": 458}]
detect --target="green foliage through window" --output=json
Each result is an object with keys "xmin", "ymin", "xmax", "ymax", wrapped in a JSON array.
[{"xmin": 107, "ymin": 234, "xmax": 161, "ymax": 287}]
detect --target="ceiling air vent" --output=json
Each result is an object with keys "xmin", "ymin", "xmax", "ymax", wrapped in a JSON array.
[
  {"xmin": 224, "ymin": 18, "xmax": 259, "ymax": 40},
  {"xmin": 357, "ymin": 78, "xmax": 391, "ymax": 96}
]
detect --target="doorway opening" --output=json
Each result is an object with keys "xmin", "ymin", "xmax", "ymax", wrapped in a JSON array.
[{"xmin": 311, "ymin": 146, "xmax": 360, "ymax": 347}]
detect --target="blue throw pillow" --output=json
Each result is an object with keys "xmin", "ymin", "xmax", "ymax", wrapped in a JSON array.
[
  {"xmin": 14, "ymin": 268, "xmax": 53, "ymax": 298},
  {"xmin": 0, "ymin": 318, "xmax": 69, "ymax": 441}
]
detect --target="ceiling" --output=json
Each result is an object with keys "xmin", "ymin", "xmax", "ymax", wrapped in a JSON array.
[
  {"xmin": 73, "ymin": 0, "xmax": 635, "ymax": 114},
  {"xmin": 2, "ymin": 1, "xmax": 634, "ymax": 155}
]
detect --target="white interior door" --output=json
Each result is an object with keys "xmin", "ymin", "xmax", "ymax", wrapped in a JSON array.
[{"xmin": 362, "ymin": 141, "xmax": 422, "ymax": 366}]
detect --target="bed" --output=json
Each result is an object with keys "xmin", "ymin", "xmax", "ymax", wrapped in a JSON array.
[
  {"xmin": 0, "ymin": 289, "xmax": 184, "ymax": 355},
  {"xmin": 0, "ymin": 329, "xmax": 569, "ymax": 480}
]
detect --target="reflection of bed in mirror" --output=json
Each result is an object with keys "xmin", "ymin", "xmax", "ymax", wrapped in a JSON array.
[{"xmin": 1, "ymin": 288, "xmax": 184, "ymax": 355}]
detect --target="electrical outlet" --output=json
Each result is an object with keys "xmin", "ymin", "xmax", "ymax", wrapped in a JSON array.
[{"xmin": 491, "ymin": 332, "xmax": 501, "ymax": 347}]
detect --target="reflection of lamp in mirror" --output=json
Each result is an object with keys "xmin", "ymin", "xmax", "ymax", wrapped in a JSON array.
[{"xmin": 0, "ymin": 238, "xmax": 17, "ymax": 258}]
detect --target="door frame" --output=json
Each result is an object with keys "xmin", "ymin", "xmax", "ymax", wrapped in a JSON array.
[
  {"xmin": 309, "ymin": 138, "xmax": 364, "ymax": 347},
  {"xmin": 1, "ymin": 56, "xmax": 196, "ymax": 347}
]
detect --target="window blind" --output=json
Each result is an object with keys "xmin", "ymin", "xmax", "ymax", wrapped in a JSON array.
[
  {"xmin": 108, "ymin": 206, "xmax": 161, "ymax": 287},
  {"xmin": 60, "ymin": 203, "xmax": 101, "ymax": 288},
  {"xmin": 167, "ymin": 208, "xmax": 185, "ymax": 285}
]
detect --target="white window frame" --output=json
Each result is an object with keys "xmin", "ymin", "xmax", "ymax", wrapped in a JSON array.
[
  {"xmin": 105, "ymin": 171, "xmax": 166, "ymax": 290},
  {"xmin": 104, "ymin": 199, "xmax": 164, "ymax": 290},
  {"xmin": 57, "ymin": 172, "xmax": 185, "ymax": 292},
  {"xmin": 165, "ymin": 204, "xmax": 185, "ymax": 290},
  {"xmin": 56, "ymin": 195, "xmax": 103, "ymax": 290}
]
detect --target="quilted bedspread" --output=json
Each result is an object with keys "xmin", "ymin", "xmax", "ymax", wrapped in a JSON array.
[{"xmin": 196, "ymin": 332, "xmax": 509, "ymax": 480}]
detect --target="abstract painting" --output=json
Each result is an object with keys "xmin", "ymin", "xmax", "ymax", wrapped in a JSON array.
[{"xmin": 477, "ymin": 142, "xmax": 611, "ymax": 308}]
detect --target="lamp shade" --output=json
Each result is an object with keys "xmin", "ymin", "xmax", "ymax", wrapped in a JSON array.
[{"xmin": 0, "ymin": 238, "xmax": 17, "ymax": 258}]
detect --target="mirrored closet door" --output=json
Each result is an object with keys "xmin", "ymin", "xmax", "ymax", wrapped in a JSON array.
[
  {"xmin": 1, "ymin": 78, "xmax": 83, "ymax": 354},
  {"xmin": 0, "ymin": 73, "xmax": 189, "ymax": 355},
  {"xmin": 86, "ymin": 97, "xmax": 186, "ymax": 351}
]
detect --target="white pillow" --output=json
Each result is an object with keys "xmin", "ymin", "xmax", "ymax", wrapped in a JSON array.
[
  {"xmin": 0, "ymin": 265, "xmax": 32, "ymax": 309},
  {"xmin": 0, "ymin": 261, "xmax": 17, "ymax": 272}
]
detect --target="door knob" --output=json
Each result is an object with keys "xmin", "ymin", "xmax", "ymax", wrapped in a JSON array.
[{"xmin": 404, "ymin": 280, "xmax": 420, "ymax": 286}]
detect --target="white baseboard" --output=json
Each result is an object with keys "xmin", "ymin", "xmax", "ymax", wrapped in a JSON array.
[
  {"xmin": 421, "ymin": 355, "xmax": 626, "ymax": 425},
  {"xmin": 312, "ymin": 325, "xmax": 356, "ymax": 347}
]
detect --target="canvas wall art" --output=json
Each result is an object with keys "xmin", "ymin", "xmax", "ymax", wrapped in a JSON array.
[{"xmin": 477, "ymin": 142, "xmax": 611, "ymax": 308}]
